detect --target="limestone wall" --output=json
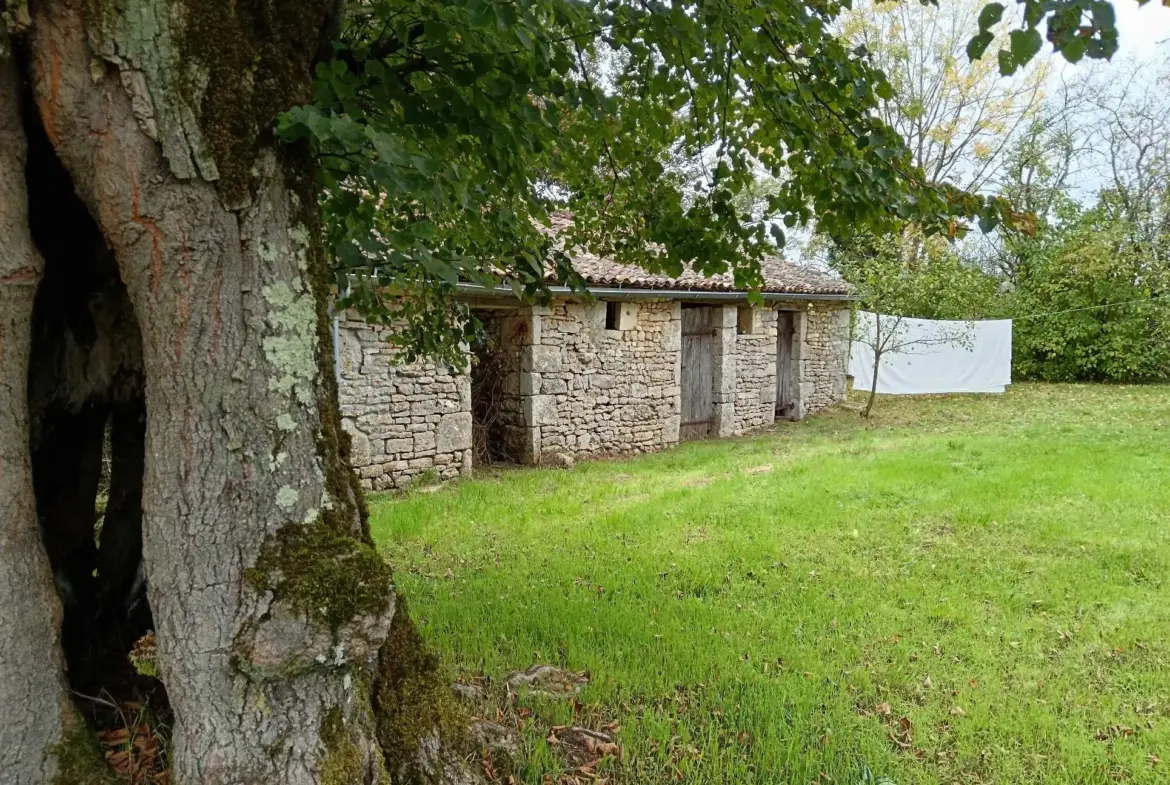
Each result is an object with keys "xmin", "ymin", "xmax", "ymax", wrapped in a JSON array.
[
  {"xmin": 733, "ymin": 307, "xmax": 779, "ymax": 433},
  {"xmin": 333, "ymin": 299, "xmax": 850, "ymax": 487},
  {"xmin": 524, "ymin": 299, "xmax": 682, "ymax": 461},
  {"xmin": 336, "ymin": 316, "xmax": 472, "ymax": 490}
]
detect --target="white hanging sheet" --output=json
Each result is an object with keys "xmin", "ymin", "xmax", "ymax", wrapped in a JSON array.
[{"xmin": 848, "ymin": 311, "xmax": 1012, "ymax": 395}]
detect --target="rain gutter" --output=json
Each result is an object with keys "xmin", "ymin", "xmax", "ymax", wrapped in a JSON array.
[{"xmin": 454, "ymin": 282, "xmax": 859, "ymax": 303}]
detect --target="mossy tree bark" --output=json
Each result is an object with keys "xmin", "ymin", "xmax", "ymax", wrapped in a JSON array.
[{"xmin": 0, "ymin": 0, "xmax": 477, "ymax": 783}]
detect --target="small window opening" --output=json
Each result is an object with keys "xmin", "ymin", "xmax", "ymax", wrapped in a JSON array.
[
  {"xmin": 605, "ymin": 301, "xmax": 620, "ymax": 330},
  {"xmin": 737, "ymin": 306, "xmax": 754, "ymax": 335}
]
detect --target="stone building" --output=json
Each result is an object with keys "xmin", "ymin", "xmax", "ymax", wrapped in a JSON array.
[{"xmin": 336, "ymin": 254, "xmax": 854, "ymax": 490}]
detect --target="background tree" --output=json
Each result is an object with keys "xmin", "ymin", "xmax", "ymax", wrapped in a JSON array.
[
  {"xmin": 977, "ymin": 57, "xmax": 1170, "ymax": 382},
  {"xmin": 831, "ymin": 231, "xmax": 995, "ymax": 416},
  {"xmin": 0, "ymin": 1, "xmax": 1138, "ymax": 783},
  {"xmin": 841, "ymin": 0, "xmax": 1050, "ymax": 194},
  {"xmin": 821, "ymin": 0, "xmax": 1048, "ymax": 365}
]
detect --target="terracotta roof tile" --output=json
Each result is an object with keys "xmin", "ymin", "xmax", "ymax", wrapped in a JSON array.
[{"xmin": 543, "ymin": 212, "xmax": 852, "ymax": 296}]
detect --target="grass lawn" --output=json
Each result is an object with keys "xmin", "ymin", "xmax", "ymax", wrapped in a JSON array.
[{"xmin": 370, "ymin": 384, "xmax": 1170, "ymax": 785}]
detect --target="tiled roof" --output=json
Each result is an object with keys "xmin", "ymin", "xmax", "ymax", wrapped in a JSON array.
[{"xmin": 544, "ymin": 212, "xmax": 853, "ymax": 297}]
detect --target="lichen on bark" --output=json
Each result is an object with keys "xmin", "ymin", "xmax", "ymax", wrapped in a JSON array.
[
  {"xmin": 262, "ymin": 277, "xmax": 318, "ymax": 406},
  {"xmin": 285, "ymin": 151, "xmax": 371, "ymax": 540},
  {"xmin": 83, "ymin": 0, "xmax": 331, "ymax": 206},
  {"xmin": 83, "ymin": 0, "xmax": 219, "ymax": 180},
  {"xmin": 319, "ymin": 707, "xmax": 387, "ymax": 785}
]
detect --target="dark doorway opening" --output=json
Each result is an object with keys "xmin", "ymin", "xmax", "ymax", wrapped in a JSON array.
[
  {"xmin": 469, "ymin": 309, "xmax": 527, "ymax": 464},
  {"xmin": 776, "ymin": 310, "xmax": 797, "ymax": 419}
]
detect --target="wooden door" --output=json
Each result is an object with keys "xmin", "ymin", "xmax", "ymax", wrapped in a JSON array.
[
  {"xmin": 776, "ymin": 311, "xmax": 795, "ymax": 418},
  {"xmin": 680, "ymin": 306, "xmax": 715, "ymax": 441}
]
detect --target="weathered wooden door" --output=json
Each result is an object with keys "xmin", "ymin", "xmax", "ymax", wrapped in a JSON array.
[
  {"xmin": 680, "ymin": 306, "xmax": 715, "ymax": 441},
  {"xmin": 776, "ymin": 311, "xmax": 795, "ymax": 418}
]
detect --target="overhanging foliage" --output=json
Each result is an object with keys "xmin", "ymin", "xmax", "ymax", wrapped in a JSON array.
[{"xmin": 276, "ymin": 0, "xmax": 1130, "ymax": 364}]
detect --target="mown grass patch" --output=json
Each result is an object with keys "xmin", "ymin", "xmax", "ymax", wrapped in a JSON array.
[{"xmin": 371, "ymin": 384, "xmax": 1170, "ymax": 784}]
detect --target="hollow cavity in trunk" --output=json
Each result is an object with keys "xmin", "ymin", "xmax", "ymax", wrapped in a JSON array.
[{"xmin": 21, "ymin": 62, "xmax": 161, "ymax": 725}]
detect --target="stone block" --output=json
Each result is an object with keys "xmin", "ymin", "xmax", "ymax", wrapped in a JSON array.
[
  {"xmin": 524, "ymin": 395, "xmax": 559, "ymax": 426},
  {"xmin": 410, "ymin": 398, "xmax": 444, "ymax": 416},
  {"xmin": 520, "ymin": 372, "xmax": 541, "ymax": 395},
  {"xmin": 436, "ymin": 412, "xmax": 473, "ymax": 453},
  {"xmin": 521, "ymin": 427, "xmax": 541, "ymax": 464},
  {"xmin": 662, "ymin": 322, "xmax": 681, "ymax": 352},
  {"xmin": 338, "ymin": 329, "xmax": 364, "ymax": 376},
  {"xmin": 542, "ymin": 377, "xmax": 568, "ymax": 394},
  {"xmin": 342, "ymin": 420, "xmax": 371, "ymax": 464},
  {"xmin": 714, "ymin": 364, "xmax": 736, "ymax": 397},
  {"xmin": 662, "ymin": 414, "xmax": 681, "ymax": 445},
  {"xmin": 413, "ymin": 431, "xmax": 436, "ymax": 453},
  {"xmin": 717, "ymin": 305, "xmax": 738, "ymax": 329},
  {"xmin": 592, "ymin": 374, "xmax": 616, "ymax": 390},
  {"xmin": 714, "ymin": 402, "xmax": 736, "ymax": 437},
  {"xmin": 457, "ymin": 375, "xmax": 472, "ymax": 411},
  {"xmin": 526, "ymin": 344, "xmax": 563, "ymax": 373}
]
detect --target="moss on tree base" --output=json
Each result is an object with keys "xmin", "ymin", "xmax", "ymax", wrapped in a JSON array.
[
  {"xmin": 51, "ymin": 724, "xmax": 120, "ymax": 785},
  {"xmin": 245, "ymin": 522, "xmax": 394, "ymax": 634},
  {"xmin": 372, "ymin": 597, "xmax": 470, "ymax": 784}
]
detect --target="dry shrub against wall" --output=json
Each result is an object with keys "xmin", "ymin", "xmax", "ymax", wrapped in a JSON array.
[{"xmin": 470, "ymin": 334, "xmax": 508, "ymax": 464}]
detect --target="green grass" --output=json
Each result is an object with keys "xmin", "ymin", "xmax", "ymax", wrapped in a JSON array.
[{"xmin": 370, "ymin": 384, "xmax": 1170, "ymax": 784}]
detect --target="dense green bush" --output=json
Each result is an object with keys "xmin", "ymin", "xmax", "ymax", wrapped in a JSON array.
[{"xmin": 1008, "ymin": 210, "xmax": 1170, "ymax": 382}]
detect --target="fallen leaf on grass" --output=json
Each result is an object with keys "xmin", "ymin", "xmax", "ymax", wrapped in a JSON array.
[
  {"xmin": 481, "ymin": 751, "xmax": 498, "ymax": 781},
  {"xmin": 875, "ymin": 702, "xmax": 892, "ymax": 716},
  {"xmin": 949, "ymin": 706, "xmax": 967, "ymax": 717},
  {"xmin": 888, "ymin": 716, "xmax": 914, "ymax": 750}
]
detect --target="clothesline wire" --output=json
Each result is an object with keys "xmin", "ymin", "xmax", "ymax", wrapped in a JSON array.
[
  {"xmin": 1010, "ymin": 293, "xmax": 1164, "ymax": 321},
  {"xmin": 858, "ymin": 294, "xmax": 1164, "ymax": 326}
]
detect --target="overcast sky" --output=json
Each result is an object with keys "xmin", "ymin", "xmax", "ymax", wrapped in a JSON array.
[
  {"xmin": 1038, "ymin": 2, "xmax": 1170, "ymax": 198},
  {"xmin": 1052, "ymin": 0, "xmax": 1170, "ymax": 84},
  {"xmin": 1111, "ymin": 1, "xmax": 1170, "ymax": 57}
]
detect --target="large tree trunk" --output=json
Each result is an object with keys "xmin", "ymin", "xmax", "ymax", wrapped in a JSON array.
[
  {"xmin": 0, "ymin": 0, "xmax": 481, "ymax": 783},
  {"xmin": 24, "ymin": 0, "xmax": 391, "ymax": 780},
  {"xmin": 0, "ymin": 55, "xmax": 74, "ymax": 785}
]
